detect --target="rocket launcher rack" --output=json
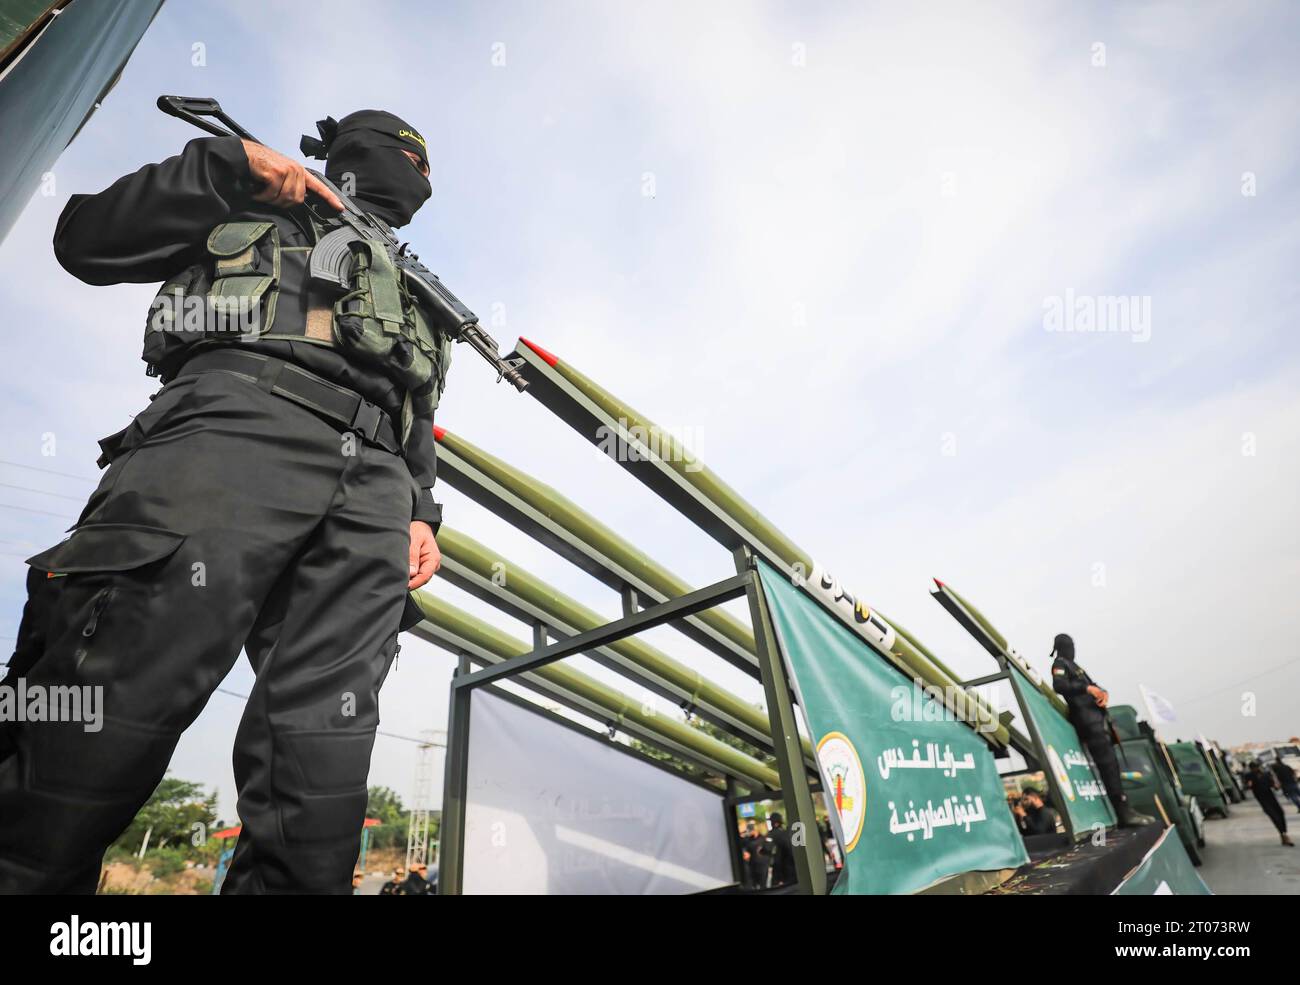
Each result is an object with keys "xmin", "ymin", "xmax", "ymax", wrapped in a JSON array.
[
  {"xmin": 435, "ymin": 524, "xmax": 818, "ymax": 769},
  {"xmin": 426, "ymin": 338, "xmax": 1035, "ymax": 893},
  {"xmin": 501, "ymin": 338, "xmax": 1014, "ymax": 752},
  {"xmin": 406, "ymin": 589, "xmax": 780, "ymax": 792},
  {"xmin": 930, "ymin": 578, "xmax": 1072, "ymax": 719},
  {"xmin": 433, "ymin": 425, "xmax": 759, "ymax": 675},
  {"xmin": 419, "ymin": 544, "xmax": 826, "ymax": 893}
]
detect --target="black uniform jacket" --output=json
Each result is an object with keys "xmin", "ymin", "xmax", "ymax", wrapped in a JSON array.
[
  {"xmin": 766, "ymin": 826, "xmax": 798, "ymax": 886},
  {"xmin": 1051, "ymin": 655, "xmax": 1107, "ymax": 728},
  {"xmin": 52, "ymin": 135, "xmax": 441, "ymax": 529},
  {"xmin": 1019, "ymin": 804, "xmax": 1058, "ymax": 836}
]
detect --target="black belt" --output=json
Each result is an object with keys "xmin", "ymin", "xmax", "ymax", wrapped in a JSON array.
[{"xmin": 178, "ymin": 348, "xmax": 402, "ymax": 454}]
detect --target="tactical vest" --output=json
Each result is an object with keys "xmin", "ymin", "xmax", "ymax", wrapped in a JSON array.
[{"xmin": 142, "ymin": 213, "xmax": 452, "ymax": 417}]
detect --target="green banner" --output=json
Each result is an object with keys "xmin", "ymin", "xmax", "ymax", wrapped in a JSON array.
[
  {"xmin": 1008, "ymin": 665, "xmax": 1117, "ymax": 837},
  {"xmin": 757, "ymin": 560, "xmax": 1028, "ymax": 894},
  {"xmin": 1113, "ymin": 827, "xmax": 1212, "ymax": 895}
]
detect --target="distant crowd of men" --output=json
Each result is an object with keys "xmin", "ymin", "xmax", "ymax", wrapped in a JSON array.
[
  {"xmin": 350, "ymin": 861, "xmax": 435, "ymax": 895},
  {"xmin": 737, "ymin": 813, "xmax": 840, "ymax": 890}
]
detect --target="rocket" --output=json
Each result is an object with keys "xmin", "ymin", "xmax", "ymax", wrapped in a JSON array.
[
  {"xmin": 405, "ymin": 587, "xmax": 780, "ymax": 791},
  {"xmin": 433, "ymin": 425, "xmax": 757, "ymax": 674},
  {"xmin": 931, "ymin": 579, "xmax": 1008, "ymax": 652},
  {"xmin": 435, "ymin": 524, "xmax": 816, "ymax": 767},
  {"xmin": 930, "ymin": 578, "xmax": 1069, "ymax": 717},
  {"xmin": 505, "ymin": 338, "xmax": 1010, "ymax": 748},
  {"xmin": 871, "ymin": 608, "xmax": 965, "ymax": 687}
]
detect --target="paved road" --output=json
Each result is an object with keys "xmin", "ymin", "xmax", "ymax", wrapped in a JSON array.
[{"xmin": 1198, "ymin": 801, "xmax": 1300, "ymax": 894}]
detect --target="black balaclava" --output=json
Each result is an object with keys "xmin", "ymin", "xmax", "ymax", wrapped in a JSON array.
[
  {"xmin": 301, "ymin": 110, "xmax": 431, "ymax": 228},
  {"xmin": 1052, "ymin": 633, "xmax": 1075, "ymax": 662}
]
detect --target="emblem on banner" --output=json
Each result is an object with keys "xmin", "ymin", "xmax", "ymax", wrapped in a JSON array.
[{"xmin": 817, "ymin": 731, "xmax": 866, "ymax": 852}]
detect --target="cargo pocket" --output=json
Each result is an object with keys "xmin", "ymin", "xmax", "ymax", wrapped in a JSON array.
[
  {"xmin": 26, "ymin": 522, "xmax": 186, "ymax": 577},
  {"xmin": 22, "ymin": 522, "xmax": 188, "ymax": 798},
  {"xmin": 25, "ymin": 521, "xmax": 186, "ymax": 670}
]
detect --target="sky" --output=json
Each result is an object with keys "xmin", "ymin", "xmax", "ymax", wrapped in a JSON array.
[{"xmin": 1, "ymin": 0, "xmax": 1298, "ymax": 822}]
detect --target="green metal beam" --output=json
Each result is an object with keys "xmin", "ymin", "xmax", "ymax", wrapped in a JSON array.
[
  {"xmin": 435, "ymin": 426, "xmax": 758, "ymax": 673},
  {"xmin": 437, "ymin": 524, "xmax": 816, "ymax": 765},
  {"xmin": 409, "ymin": 588, "xmax": 780, "ymax": 791},
  {"xmin": 505, "ymin": 338, "xmax": 1009, "ymax": 748}
]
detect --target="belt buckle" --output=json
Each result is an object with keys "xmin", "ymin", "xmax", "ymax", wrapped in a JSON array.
[{"xmin": 350, "ymin": 400, "xmax": 383, "ymax": 443}]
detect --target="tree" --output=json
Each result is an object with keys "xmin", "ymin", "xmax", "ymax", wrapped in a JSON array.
[
  {"xmin": 110, "ymin": 775, "xmax": 219, "ymax": 861},
  {"xmin": 365, "ymin": 785, "xmax": 409, "ymax": 850}
]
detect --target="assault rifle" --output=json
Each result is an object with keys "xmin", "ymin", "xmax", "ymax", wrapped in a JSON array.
[{"xmin": 157, "ymin": 95, "xmax": 527, "ymax": 391}]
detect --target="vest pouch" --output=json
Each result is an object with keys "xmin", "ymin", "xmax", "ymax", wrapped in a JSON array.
[
  {"xmin": 207, "ymin": 220, "xmax": 280, "ymax": 339},
  {"xmin": 404, "ymin": 303, "xmax": 452, "ymax": 414},
  {"xmin": 332, "ymin": 238, "xmax": 449, "ymax": 410},
  {"xmin": 143, "ymin": 263, "xmax": 207, "ymax": 378},
  {"xmin": 332, "ymin": 240, "xmax": 404, "ymax": 362}
]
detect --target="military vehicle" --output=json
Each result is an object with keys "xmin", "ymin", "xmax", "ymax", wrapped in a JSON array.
[
  {"xmin": 1204, "ymin": 743, "xmax": 1243, "ymax": 803},
  {"xmin": 1110, "ymin": 706, "xmax": 1206, "ymax": 865},
  {"xmin": 1167, "ymin": 740, "xmax": 1231, "ymax": 819}
]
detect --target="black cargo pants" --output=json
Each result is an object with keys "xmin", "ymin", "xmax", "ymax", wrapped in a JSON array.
[
  {"xmin": 1074, "ymin": 714, "xmax": 1128, "ymax": 809},
  {"xmin": 0, "ymin": 365, "xmax": 413, "ymax": 894}
]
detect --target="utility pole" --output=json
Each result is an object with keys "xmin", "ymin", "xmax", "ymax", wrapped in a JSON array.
[{"xmin": 406, "ymin": 729, "xmax": 447, "ymax": 871}]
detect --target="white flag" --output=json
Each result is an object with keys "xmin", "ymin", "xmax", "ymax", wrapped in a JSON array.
[{"xmin": 1139, "ymin": 684, "xmax": 1177, "ymax": 725}]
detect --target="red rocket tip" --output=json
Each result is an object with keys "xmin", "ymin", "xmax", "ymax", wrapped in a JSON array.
[
  {"xmin": 933, "ymin": 578, "xmax": 945, "ymax": 589},
  {"xmin": 519, "ymin": 337, "xmax": 558, "ymax": 367},
  {"xmin": 433, "ymin": 425, "xmax": 446, "ymax": 441}
]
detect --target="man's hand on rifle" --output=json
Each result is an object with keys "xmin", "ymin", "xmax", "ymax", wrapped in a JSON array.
[
  {"xmin": 240, "ymin": 139, "xmax": 343, "ymax": 212},
  {"xmin": 1087, "ymin": 684, "xmax": 1109, "ymax": 708},
  {"xmin": 409, "ymin": 521, "xmax": 440, "ymax": 590}
]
